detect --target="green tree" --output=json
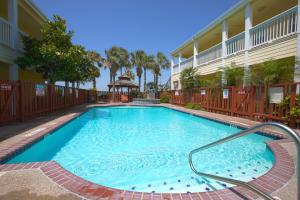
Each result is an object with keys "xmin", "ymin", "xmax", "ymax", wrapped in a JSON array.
[
  {"xmin": 155, "ymin": 52, "xmax": 170, "ymax": 94},
  {"xmin": 250, "ymin": 59, "xmax": 294, "ymax": 85},
  {"xmin": 224, "ymin": 66, "xmax": 244, "ymax": 86},
  {"xmin": 105, "ymin": 46, "xmax": 130, "ymax": 102},
  {"xmin": 180, "ymin": 67, "xmax": 199, "ymax": 89},
  {"xmin": 151, "ymin": 62, "xmax": 160, "ymax": 94},
  {"xmin": 85, "ymin": 51, "xmax": 103, "ymax": 89},
  {"xmin": 130, "ymin": 50, "xmax": 147, "ymax": 92},
  {"xmin": 144, "ymin": 55, "xmax": 157, "ymax": 92},
  {"xmin": 145, "ymin": 55, "xmax": 156, "ymax": 92},
  {"xmin": 63, "ymin": 45, "xmax": 86, "ymax": 88},
  {"xmin": 16, "ymin": 15, "xmax": 74, "ymax": 84}
]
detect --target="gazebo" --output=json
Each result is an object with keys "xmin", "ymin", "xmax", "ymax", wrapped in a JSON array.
[{"xmin": 107, "ymin": 75, "xmax": 139, "ymax": 102}]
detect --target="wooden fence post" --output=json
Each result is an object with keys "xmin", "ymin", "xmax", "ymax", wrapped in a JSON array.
[
  {"xmin": 289, "ymin": 84, "xmax": 296, "ymax": 128},
  {"xmin": 48, "ymin": 85, "xmax": 53, "ymax": 113},
  {"xmin": 19, "ymin": 80, "xmax": 25, "ymax": 122},
  {"xmin": 250, "ymin": 86, "xmax": 255, "ymax": 119},
  {"xmin": 231, "ymin": 87, "xmax": 235, "ymax": 116}
]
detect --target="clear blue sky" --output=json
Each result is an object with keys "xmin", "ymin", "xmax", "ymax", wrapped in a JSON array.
[{"xmin": 33, "ymin": 0, "xmax": 240, "ymax": 90}]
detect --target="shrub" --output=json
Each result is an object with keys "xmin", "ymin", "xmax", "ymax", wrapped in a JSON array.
[
  {"xmin": 160, "ymin": 92, "xmax": 171, "ymax": 103},
  {"xmin": 180, "ymin": 67, "xmax": 200, "ymax": 89},
  {"xmin": 224, "ymin": 66, "xmax": 244, "ymax": 86},
  {"xmin": 250, "ymin": 57, "xmax": 294, "ymax": 85},
  {"xmin": 184, "ymin": 103, "xmax": 202, "ymax": 110}
]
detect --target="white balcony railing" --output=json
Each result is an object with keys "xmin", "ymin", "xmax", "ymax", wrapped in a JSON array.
[
  {"xmin": 226, "ymin": 32, "xmax": 245, "ymax": 55},
  {"xmin": 0, "ymin": 17, "xmax": 13, "ymax": 48},
  {"xmin": 196, "ymin": 43, "xmax": 222, "ymax": 66},
  {"xmin": 250, "ymin": 6, "xmax": 298, "ymax": 48},
  {"xmin": 180, "ymin": 56, "xmax": 193, "ymax": 70},
  {"xmin": 173, "ymin": 64, "xmax": 179, "ymax": 74},
  {"xmin": 0, "ymin": 17, "xmax": 28, "ymax": 51}
]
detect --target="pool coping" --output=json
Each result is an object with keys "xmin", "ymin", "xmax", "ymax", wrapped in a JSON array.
[{"xmin": 0, "ymin": 103, "xmax": 296, "ymax": 200}]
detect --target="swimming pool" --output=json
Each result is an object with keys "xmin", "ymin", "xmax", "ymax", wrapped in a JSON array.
[{"xmin": 6, "ymin": 106, "xmax": 275, "ymax": 193}]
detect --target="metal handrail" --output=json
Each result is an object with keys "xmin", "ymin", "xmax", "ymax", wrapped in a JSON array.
[{"xmin": 189, "ymin": 122, "xmax": 300, "ymax": 200}]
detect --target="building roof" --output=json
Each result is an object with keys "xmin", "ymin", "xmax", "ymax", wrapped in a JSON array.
[
  {"xmin": 26, "ymin": 0, "xmax": 48, "ymax": 22},
  {"xmin": 171, "ymin": 0, "xmax": 249, "ymax": 56},
  {"xmin": 107, "ymin": 76, "xmax": 139, "ymax": 88}
]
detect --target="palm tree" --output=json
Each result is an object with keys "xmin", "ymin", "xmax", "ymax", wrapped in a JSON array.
[
  {"xmin": 86, "ymin": 51, "xmax": 102, "ymax": 89},
  {"xmin": 144, "ymin": 55, "xmax": 156, "ymax": 93},
  {"xmin": 102, "ymin": 59, "xmax": 113, "ymax": 83},
  {"xmin": 180, "ymin": 67, "xmax": 198, "ymax": 89},
  {"xmin": 155, "ymin": 52, "xmax": 170, "ymax": 95},
  {"xmin": 151, "ymin": 63, "xmax": 160, "ymax": 95},
  {"xmin": 130, "ymin": 50, "xmax": 147, "ymax": 92},
  {"xmin": 105, "ymin": 46, "xmax": 129, "ymax": 102}
]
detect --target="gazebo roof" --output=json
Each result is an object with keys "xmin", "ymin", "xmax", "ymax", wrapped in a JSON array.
[{"xmin": 107, "ymin": 75, "xmax": 138, "ymax": 88}]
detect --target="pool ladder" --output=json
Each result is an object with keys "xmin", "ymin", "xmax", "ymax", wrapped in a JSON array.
[{"xmin": 189, "ymin": 122, "xmax": 300, "ymax": 200}]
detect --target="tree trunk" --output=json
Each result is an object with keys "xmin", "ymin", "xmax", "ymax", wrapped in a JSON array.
[
  {"xmin": 144, "ymin": 68, "xmax": 147, "ymax": 92},
  {"xmin": 153, "ymin": 74, "xmax": 157, "ymax": 98},
  {"xmin": 109, "ymin": 70, "xmax": 112, "ymax": 83},
  {"xmin": 112, "ymin": 75, "xmax": 116, "ymax": 102},
  {"xmin": 65, "ymin": 81, "xmax": 69, "ymax": 88},
  {"xmin": 71, "ymin": 82, "xmax": 75, "ymax": 88},
  {"xmin": 138, "ymin": 76, "xmax": 141, "ymax": 92},
  {"xmin": 76, "ymin": 81, "xmax": 80, "ymax": 89},
  {"xmin": 155, "ymin": 74, "xmax": 159, "ymax": 98},
  {"xmin": 93, "ymin": 78, "xmax": 96, "ymax": 89}
]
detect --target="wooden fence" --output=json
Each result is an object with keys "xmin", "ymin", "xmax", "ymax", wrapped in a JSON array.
[
  {"xmin": 0, "ymin": 81, "xmax": 96, "ymax": 126},
  {"xmin": 171, "ymin": 83, "xmax": 300, "ymax": 128}
]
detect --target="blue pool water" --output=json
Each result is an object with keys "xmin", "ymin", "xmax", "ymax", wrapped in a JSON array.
[{"xmin": 6, "ymin": 106, "xmax": 274, "ymax": 193}]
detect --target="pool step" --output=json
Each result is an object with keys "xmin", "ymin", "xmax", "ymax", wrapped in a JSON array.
[{"xmin": 127, "ymin": 161, "xmax": 272, "ymax": 193}]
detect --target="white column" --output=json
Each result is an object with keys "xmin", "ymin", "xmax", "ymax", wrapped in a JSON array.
[
  {"xmin": 193, "ymin": 40, "xmax": 198, "ymax": 67},
  {"xmin": 8, "ymin": 0, "xmax": 19, "ymax": 80},
  {"xmin": 294, "ymin": 0, "xmax": 300, "ymax": 83},
  {"xmin": 9, "ymin": 64, "xmax": 19, "ymax": 80},
  {"xmin": 221, "ymin": 20, "xmax": 228, "ymax": 86},
  {"xmin": 243, "ymin": 2, "xmax": 252, "ymax": 86},
  {"xmin": 222, "ymin": 21, "xmax": 228, "ymax": 59},
  {"xmin": 171, "ymin": 57, "xmax": 174, "ymax": 90},
  {"xmin": 178, "ymin": 53, "xmax": 182, "ymax": 90},
  {"xmin": 8, "ymin": 0, "xmax": 18, "ymax": 49}
]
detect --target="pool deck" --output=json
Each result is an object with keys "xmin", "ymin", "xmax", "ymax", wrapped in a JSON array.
[{"xmin": 0, "ymin": 103, "xmax": 298, "ymax": 200}]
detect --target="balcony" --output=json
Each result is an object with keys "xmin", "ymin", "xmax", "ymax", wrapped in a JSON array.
[
  {"xmin": 0, "ymin": 17, "xmax": 26, "ymax": 51},
  {"xmin": 172, "ymin": 6, "xmax": 298, "ymax": 75},
  {"xmin": 180, "ymin": 56, "xmax": 193, "ymax": 70},
  {"xmin": 226, "ymin": 32, "xmax": 245, "ymax": 56},
  {"xmin": 0, "ymin": 17, "xmax": 13, "ymax": 49},
  {"xmin": 196, "ymin": 43, "xmax": 222, "ymax": 66},
  {"xmin": 250, "ymin": 6, "xmax": 297, "ymax": 48}
]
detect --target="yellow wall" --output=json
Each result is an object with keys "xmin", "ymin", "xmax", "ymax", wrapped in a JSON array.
[
  {"xmin": 0, "ymin": 0, "xmax": 8, "ymax": 19},
  {"xmin": 197, "ymin": 59, "xmax": 223, "ymax": 75},
  {"xmin": 248, "ymin": 36, "xmax": 297, "ymax": 66},
  {"xmin": 225, "ymin": 53, "xmax": 244, "ymax": 67},
  {"xmin": 0, "ymin": 61, "xmax": 44, "ymax": 82},
  {"xmin": 19, "ymin": 68, "xmax": 44, "ymax": 82},
  {"xmin": 0, "ymin": 61, "xmax": 9, "ymax": 80}
]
